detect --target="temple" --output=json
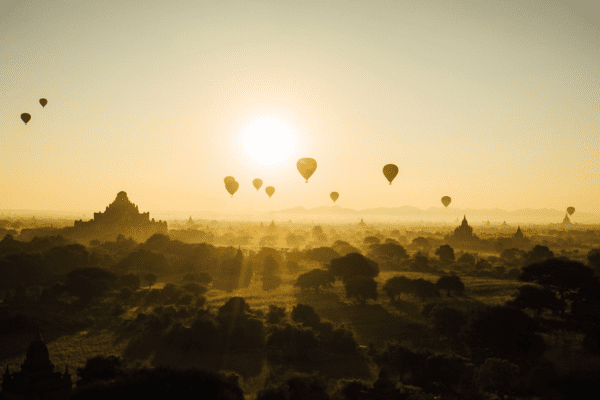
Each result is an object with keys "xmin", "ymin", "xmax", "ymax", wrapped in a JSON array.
[
  {"xmin": 453, "ymin": 215, "xmax": 476, "ymax": 240},
  {"xmin": 1, "ymin": 330, "xmax": 72, "ymax": 400},
  {"xmin": 70, "ymin": 192, "xmax": 167, "ymax": 242},
  {"xmin": 562, "ymin": 213, "xmax": 571, "ymax": 225}
]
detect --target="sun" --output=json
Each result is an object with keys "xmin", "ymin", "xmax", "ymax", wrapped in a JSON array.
[{"xmin": 241, "ymin": 115, "xmax": 297, "ymax": 166}]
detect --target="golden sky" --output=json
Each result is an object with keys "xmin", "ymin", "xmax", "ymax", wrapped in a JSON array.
[{"xmin": 1, "ymin": 0, "xmax": 599, "ymax": 215}]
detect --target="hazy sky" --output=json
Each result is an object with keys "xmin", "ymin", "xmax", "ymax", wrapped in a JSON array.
[{"xmin": 1, "ymin": 0, "xmax": 599, "ymax": 215}]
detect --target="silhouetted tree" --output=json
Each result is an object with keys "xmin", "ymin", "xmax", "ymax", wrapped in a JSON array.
[
  {"xmin": 410, "ymin": 278, "xmax": 440, "ymax": 301},
  {"xmin": 242, "ymin": 262, "xmax": 253, "ymax": 288},
  {"xmin": 369, "ymin": 242, "xmax": 409, "ymax": 265},
  {"xmin": 474, "ymin": 358, "xmax": 520, "ymax": 397},
  {"xmin": 143, "ymin": 272, "xmax": 157, "ymax": 289},
  {"xmin": 435, "ymin": 245, "xmax": 455, "ymax": 266},
  {"xmin": 457, "ymin": 252, "xmax": 476, "ymax": 268},
  {"xmin": 411, "ymin": 237, "xmax": 430, "ymax": 251},
  {"xmin": 382, "ymin": 275, "xmax": 412, "ymax": 303},
  {"xmin": 587, "ymin": 248, "xmax": 600, "ymax": 273},
  {"xmin": 116, "ymin": 249, "xmax": 168, "ymax": 274},
  {"xmin": 72, "ymin": 365, "xmax": 244, "ymax": 400},
  {"xmin": 524, "ymin": 245, "xmax": 554, "ymax": 265},
  {"xmin": 363, "ymin": 236, "xmax": 380, "ymax": 246},
  {"xmin": 430, "ymin": 306, "xmax": 467, "ymax": 338},
  {"xmin": 117, "ymin": 273, "xmax": 140, "ymax": 291},
  {"xmin": 262, "ymin": 275, "xmax": 282, "ymax": 292},
  {"xmin": 285, "ymin": 260, "xmax": 300, "ymax": 274},
  {"xmin": 45, "ymin": 244, "xmax": 89, "ymax": 275},
  {"xmin": 409, "ymin": 251, "xmax": 430, "ymax": 273},
  {"xmin": 266, "ymin": 305, "xmax": 286, "ymax": 324},
  {"xmin": 329, "ymin": 253, "xmax": 379, "ymax": 283},
  {"xmin": 291, "ymin": 304, "xmax": 321, "ymax": 328},
  {"xmin": 76, "ymin": 355, "xmax": 123, "ymax": 386},
  {"xmin": 294, "ymin": 269, "xmax": 335, "ymax": 293},
  {"xmin": 303, "ymin": 247, "xmax": 340, "ymax": 266},
  {"xmin": 465, "ymin": 306, "xmax": 544, "ymax": 363},
  {"xmin": 435, "ymin": 275, "xmax": 465, "ymax": 296},
  {"xmin": 519, "ymin": 258, "xmax": 599, "ymax": 317},
  {"xmin": 344, "ymin": 276, "xmax": 378, "ymax": 305},
  {"xmin": 506, "ymin": 284, "xmax": 560, "ymax": 319},
  {"xmin": 66, "ymin": 267, "xmax": 117, "ymax": 304}
]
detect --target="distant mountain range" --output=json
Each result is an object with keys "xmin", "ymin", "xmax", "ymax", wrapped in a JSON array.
[{"xmin": 268, "ymin": 205, "xmax": 600, "ymax": 221}]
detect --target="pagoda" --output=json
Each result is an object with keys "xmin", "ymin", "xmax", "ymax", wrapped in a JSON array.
[
  {"xmin": 1, "ymin": 330, "xmax": 72, "ymax": 400},
  {"xmin": 562, "ymin": 213, "xmax": 571, "ymax": 225},
  {"xmin": 452, "ymin": 215, "xmax": 476, "ymax": 240},
  {"xmin": 71, "ymin": 192, "xmax": 167, "ymax": 242}
]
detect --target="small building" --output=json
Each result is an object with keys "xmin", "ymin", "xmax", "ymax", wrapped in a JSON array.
[{"xmin": 1, "ymin": 330, "xmax": 72, "ymax": 400}]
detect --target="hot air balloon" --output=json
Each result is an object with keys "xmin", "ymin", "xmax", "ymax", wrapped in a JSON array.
[
  {"xmin": 441, "ymin": 196, "xmax": 451, "ymax": 208},
  {"xmin": 297, "ymin": 158, "xmax": 317, "ymax": 183},
  {"xmin": 253, "ymin": 179, "xmax": 263, "ymax": 191},
  {"xmin": 330, "ymin": 192, "xmax": 339, "ymax": 203},
  {"xmin": 265, "ymin": 186, "xmax": 275, "ymax": 198},
  {"xmin": 567, "ymin": 207, "xmax": 575, "ymax": 216},
  {"xmin": 383, "ymin": 164, "xmax": 398, "ymax": 185},
  {"xmin": 21, "ymin": 113, "xmax": 31, "ymax": 124},
  {"xmin": 225, "ymin": 180, "xmax": 239, "ymax": 197},
  {"xmin": 224, "ymin": 176, "xmax": 236, "ymax": 184},
  {"xmin": 39, "ymin": 98, "xmax": 47, "ymax": 107}
]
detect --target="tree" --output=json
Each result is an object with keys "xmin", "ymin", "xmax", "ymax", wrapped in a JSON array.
[
  {"xmin": 143, "ymin": 272, "xmax": 157, "ymax": 289},
  {"xmin": 262, "ymin": 255, "xmax": 282, "ymax": 292},
  {"xmin": 435, "ymin": 245, "xmax": 455, "ymax": 266},
  {"xmin": 332, "ymin": 240, "xmax": 362, "ymax": 257},
  {"xmin": 587, "ymin": 248, "xmax": 600, "ymax": 273},
  {"xmin": 363, "ymin": 236, "xmax": 380, "ymax": 246},
  {"xmin": 251, "ymin": 248, "xmax": 283, "ymax": 271},
  {"xmin": 519, "ymin": 258, "xmax": 599, "ymax": 317},
  {"xmin": 303, "ymin": 247, "xmax": 340, "ymax": 266},
  {"xmin": 430, "ymin": 306, "xmax": 467, "ymax": 338},
  {"xmin": 435, "ymin": 275, "xmax": 465, "ymax": 296},
  {"xmin": 291, "ymin": 303, "xmax": 321, "ymax": 328},
  {"xmin": 524, "ymin": 245, "xmax": 554, "ymax": 265},
  {"xmin": 242, "ymin": 262, "xmax": 253, "ymax": 288},
  {"xmin": 76, "ymin": 355, "xmax": 123, "ymax": 385},
  {"xmin": 116, "ymin": 249, "xmax": 169, "ymax": 274},
  {"xmin": 409, "ymin": 252, "xmax": 431, "ymax": 272},
  {"xmin": 44, "ymin": 244, "xmax": 89, "ymax": 275},
  {"xmin": 65, "ymin": 267, "xmax": 117, "ymax": 304},
  {"xmin": 382, "ymin": 275, "xmax": 412, "ymax": 303},
  {"xmin": 474, "ymin": 358, "xmax": 520, "ymax": 397},
  {"xmin": 214, "ymin": 257, "xmax": 243, "ymax": 293},
  {"xmin": 295, "ymin": 269, "xmax": 336, "ymax": 293},
  {"xmin": 506, "ymin": 284, "xmax": 560, "ymax": 319},
  {"xmin": 329, "ymin": 253, "xmax": 379, "ymax": 283},
  {"xmin": 411, "ymin": 237, "xmax": 430, "ymax": 251},
  {"xmin": 118, "ymin": 273, "xmax": 141, "ymax": 292},
  {"xmin": 286, "ymin": 260, "xmax": 300, "ymax": 274},
  {"xmin": 457, "ymin": 252, "xmax": 476, "ymax": 268},
  {"xmin": 369, "ymin": 243, "xmax": 409, "ymax": 264},
  {"xmin": 411, "ymin": 278, "xmax": 440, "ymax": 301},
  {"xmin": 344, "ymin": 276, "xmax": 378, "ymax": 305},
  {"xmin": 262, "ymin": 275, "xmax": 282, "ymax": 292},
  {"xmin": 465, "ymin": 306, "xmax": 544, "ymax": 362}
]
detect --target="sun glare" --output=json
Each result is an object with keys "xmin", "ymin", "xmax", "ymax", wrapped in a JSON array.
[{"xmin": 241, "ymin": 116, "xmax": 297, "ymax": 166}]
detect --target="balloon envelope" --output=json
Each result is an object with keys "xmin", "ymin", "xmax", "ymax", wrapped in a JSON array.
[
  {"xmin": 21, "ymin": 113, "xmax": 31, "ymax": 124},
  {"xmin": 567, "ymin": 207, "xmax": 575, "ymax": 216},
  {"xmin": 297, "ymin": 158, "xmax": 317, "ymax": 183},
  {"xmin": 330, "ymin": 192, "xmax": 339, "ymax": 203},
  {"xmin": 383, "ymin": 164, "xmax": 398, "ymax": 184},
  {"xmin": 39, "ymin": 98, "xmax": 47, "ymax": 107},
  {"xmin": 253, "ymin": 179, "xmax": 263, "ymax": 191},
  {"xmin": 441, "ymin": 196, "xmax": 451, "ymax": 208},
  {"xmin": 225, "ymin": 180, "xmax": 239, "ymax": 197},
  {"xmin": 265, "ymin": 186, "xmax": 275, "ymax": 198},
  {"xmin": 224, "ymin": 176, "xmax": 236, "ymax": 184}
]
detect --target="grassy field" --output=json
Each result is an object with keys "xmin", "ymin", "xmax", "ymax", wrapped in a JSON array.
[{"xmin": 0, "ymin": 265, "xmax": 592, "ymax": 397}]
